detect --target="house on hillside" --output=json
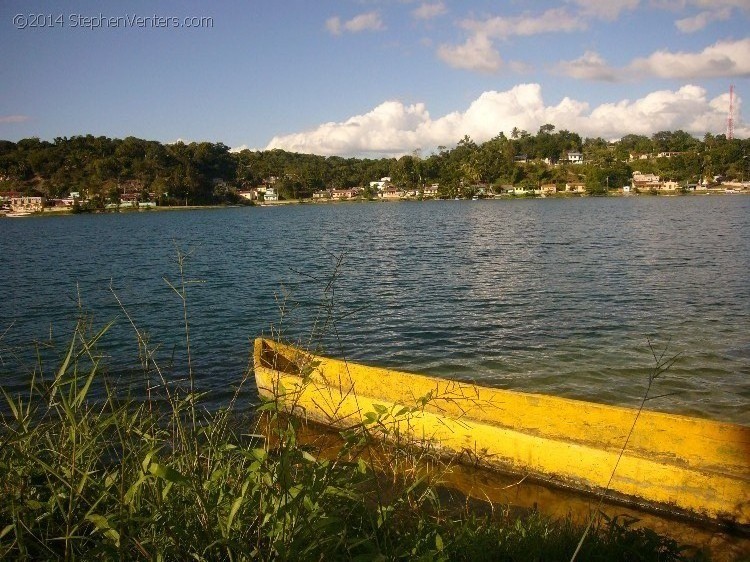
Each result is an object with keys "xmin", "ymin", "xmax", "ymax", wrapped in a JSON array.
[
  {"xmin": 240, "ymin": 186, "xmax": 276, "ymax": 201},
  {"xmin": 121, "ymin": 192, "xmax": 140, "ymax": 208},
  {"xmin": 379, "ymin": 186, "xmax": 404, "ymax": 200},
  {"xmin": 657, "ymin": 152, "xmax": 684, "ymax": 159},
  {"xmin": 369, "ymin": 177, "xmax": 392, "ymax": 191},
  {"xmin": 564, "ymin": 183, "xmax": 586, "ymax": 193},
  {"xmin": 631, "ymin": 171, "xmax": 661, "ymax": 192},
  {"xmin": 540, "ymin": 184, "xmax": 557, "ymax": 195},
  {"xmin": 565, "ymin": 152, "xmax": 583, "ymax": 165},
  {"xmin": 11, "ymin": 196, "xmax": 45, "ymax": 212},
  {"xmin": 629, "ymin": 153, "xmax": 653, "ymax": 161},
  {"xmin": 331, "ymin": 187, "xmax": 359, "ymax": 200}
]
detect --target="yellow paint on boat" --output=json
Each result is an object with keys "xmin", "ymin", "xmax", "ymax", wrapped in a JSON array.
[{"xmin": 253, "ymin": 338, "xmax": 750, "ymax": 527}]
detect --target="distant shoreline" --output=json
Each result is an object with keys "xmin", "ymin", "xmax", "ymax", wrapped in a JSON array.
[
  {"xmin": 255, "ymin": 188, "xmax": 749, "ymax": 206},
  {"xmin": 2, "ymin": 189, "xmax": 747, "ymax": 218}
]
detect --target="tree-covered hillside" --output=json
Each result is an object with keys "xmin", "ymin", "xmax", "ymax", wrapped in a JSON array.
[{"xmin": 0, "ymin": 127, "xmax": 747, "ymax": 204}]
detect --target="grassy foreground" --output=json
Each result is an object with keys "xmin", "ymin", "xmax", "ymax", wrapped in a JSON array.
[{"xmin": 0, "ymin": 318, "xmax": 711, "ymax": 561}]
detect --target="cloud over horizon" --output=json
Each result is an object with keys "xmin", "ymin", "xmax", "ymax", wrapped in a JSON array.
[
  {"xmin": 0, "ymin": 115, "xmax": 30, "ymax": 124},
  {"xmin": 263, "ymin": 84, "xmax": 745, "ymax": 156}
]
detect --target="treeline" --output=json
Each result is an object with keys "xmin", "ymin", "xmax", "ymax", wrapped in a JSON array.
[
  {"xmin": 0, "ymin": 127, "xmax": 748, "ymax": 203},
  {"xmin": 0, "ymin": 136, "xmax": 235, "ymax": 206}
]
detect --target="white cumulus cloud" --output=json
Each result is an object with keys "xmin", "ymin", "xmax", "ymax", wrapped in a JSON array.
[
  {"xmin": 326, "ymin": 11, "xmax": 385, "ymax": 36},
  {"xmin": 264, "ymin": 84, "xmax": 745, "ymax": 157},
  {"xmin": 555, "ymin": 51, "xmax": 619, "ymax": 81},
  {"xmin": 437, "ymin": 34, "xmax": 503, "ymax": 73},
  {"xmin": 266, "ymin": 100, "xmax": 430, "ymax": 156},
  {"xmin": 629, "ymin": 38, "xmax": 750, "ymax": 78},
  {"xmin": 436, "ymin": 7, "xmax": 587, "ymax": 74},
  {"xmin": 230, "ymin": 144, "xmax": 262, "ymax": 153},
  {"xmin": 557, "ymin": 39, "xmax": 750, "ymax": 81}
]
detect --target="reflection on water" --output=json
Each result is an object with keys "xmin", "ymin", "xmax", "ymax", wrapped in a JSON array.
[{"xmin": 0, "ymin": 197, "xmax": 748, "ymax": 423}]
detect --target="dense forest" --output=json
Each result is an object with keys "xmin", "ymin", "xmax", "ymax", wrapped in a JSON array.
[{"xmin": 0, "ymin": 126, "xmax": 748, "ymax": 204}]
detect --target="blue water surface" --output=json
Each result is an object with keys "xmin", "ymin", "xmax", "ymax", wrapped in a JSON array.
[{"xmin": 1, "ymin": 197, "xmax": 748, "ymax": 423}]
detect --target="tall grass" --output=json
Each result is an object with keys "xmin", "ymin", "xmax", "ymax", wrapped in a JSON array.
[
  {"xmin": 0, "ymin": 322, "xmax": 704, "ymax": 560},
  {"xmin": 0, "ymin": 252, "xmax": 711, "ymax": 561}
]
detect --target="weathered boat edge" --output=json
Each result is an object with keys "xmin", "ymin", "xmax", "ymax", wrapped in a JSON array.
[{"xmin": 253, "ymin": 337, "xmax": 750, "ymax": 530}]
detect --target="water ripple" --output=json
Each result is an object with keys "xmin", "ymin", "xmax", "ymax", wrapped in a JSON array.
[{"xmin": 1, "ymin": 198, "xmax": 748, "ymax": 423}]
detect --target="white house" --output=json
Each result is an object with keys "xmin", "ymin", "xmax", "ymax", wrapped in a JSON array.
[{"xmin": 369, "ymin": 176, "xmax": 392, "ymax": 191}]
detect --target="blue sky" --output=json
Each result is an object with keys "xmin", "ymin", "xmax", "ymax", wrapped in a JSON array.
[{"xmin": 1, "ymin": 0, "xmax": 748, "ymax": 156}]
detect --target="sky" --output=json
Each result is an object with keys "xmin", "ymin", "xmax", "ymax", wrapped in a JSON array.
[{"xmin": 1, "ymin": 0, "xmax": 748, "ymax": 157}]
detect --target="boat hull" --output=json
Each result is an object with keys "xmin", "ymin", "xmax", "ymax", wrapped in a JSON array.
[{"xmin": 253, "ymin": 338, "xmax": 750, "ymax": 528}]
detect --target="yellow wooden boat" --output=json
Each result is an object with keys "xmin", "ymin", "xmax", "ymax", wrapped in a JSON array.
[{"xmin": 253, "ymin": 338, "xmax": 750, "ymax": 529}]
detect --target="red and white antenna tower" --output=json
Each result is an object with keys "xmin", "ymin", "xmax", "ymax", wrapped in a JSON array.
[{"xmin": 727, "ymin": 84, "xmax": 735, "ymax": 140}]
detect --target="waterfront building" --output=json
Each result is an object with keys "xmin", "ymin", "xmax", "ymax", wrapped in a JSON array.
[
  {"xmin": 10, "ymin": 196, "xmax": 45, "ymax": 212},
  {"xmin": 331, "ymin": 187, "xmax": 360, "ymax": 200},
  {"xmin": 379, "ymin": 186, "xmax": 404, "ymax": 199},
  {"xmin": 540, "ymin": 184, "xmax": 557, "ymax": 195}
]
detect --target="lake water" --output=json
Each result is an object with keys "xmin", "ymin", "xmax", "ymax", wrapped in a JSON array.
[{"xmin": 1, "ymin": 197, "xmax": 748, "ymax": 424}]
